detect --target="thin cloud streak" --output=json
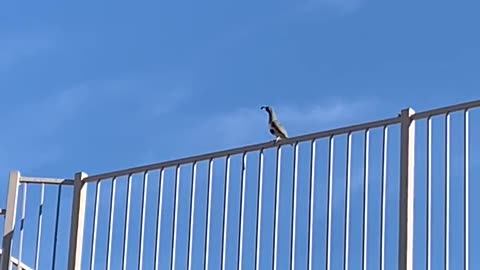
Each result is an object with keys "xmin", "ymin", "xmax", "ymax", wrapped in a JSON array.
[
  {"xmin": 0, "ymin": 32, "xmax": 56, "ymax": 71},
  {"xmin": 0, "ymin": 78, "xmax": 192, "ymax": 174},
  {"xmin": 299, "ymin": 0, "xmax": 364, "ymax": 14},
  {"xmin": 174, "ymin": 98, "xmax": 377, "ymax": 155},
  {"xmin": 0, "ymin": 84, "xmax": 90, "ymax": 173}
]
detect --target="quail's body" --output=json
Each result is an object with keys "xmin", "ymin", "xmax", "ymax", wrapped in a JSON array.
[{"xmin": 261, "ymin": 106, "xmax": 288, "ymax": 142}]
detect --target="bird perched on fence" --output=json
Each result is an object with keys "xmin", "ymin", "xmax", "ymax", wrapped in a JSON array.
[{"xmin": 260, "ymin": 105, "xmax": 289, "ymax": 143}]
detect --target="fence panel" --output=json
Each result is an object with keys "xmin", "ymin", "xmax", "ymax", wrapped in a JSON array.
[
  {"xmin": 1, "ymin": 99, "xmax": 480, "ymax": 270},
  {"xmin": 77, "ymin": 116, "xmax": 401, "ymax": 270},
  {"xmin": 411, "ymin": 101, "xmax": 480, "ymax": 270},
  {"xmin": 1, "ymin": 175, "xmax": 75, "ymax": 270}
]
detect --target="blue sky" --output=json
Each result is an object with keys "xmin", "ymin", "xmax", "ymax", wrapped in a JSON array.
[{"xmin": 1, "ymin": 0, "xmax": 480, "ymax": 269}]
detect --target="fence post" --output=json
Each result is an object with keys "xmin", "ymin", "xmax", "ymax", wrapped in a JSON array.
[
  {"xmin": 67, "ymin": 172, "xmax": 88, "ymax": 270},
  {"xmin": 0, "ymin": 171, "xmax": 20, "ymax": 270},
  {"xmin": 398, "ymin": 108, "xmax": 415, "ymax": 270}
]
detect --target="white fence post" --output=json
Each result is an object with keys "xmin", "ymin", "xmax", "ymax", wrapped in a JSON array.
[
  {"xmin": 398, "ymin": 108, "xmax": 415, "ymax": 270},
  {"xmin": 0, "ymin": 171, "xmax": 20, "ymax": 270},
  {"xmin": 67, "ymin": 172, "xmax": 88, "ymax": 270}
]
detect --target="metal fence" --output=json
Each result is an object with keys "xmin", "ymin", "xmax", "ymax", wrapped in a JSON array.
[{"xmin": 1, "ymin": 99, "xmax": 479, "ymax": 270}]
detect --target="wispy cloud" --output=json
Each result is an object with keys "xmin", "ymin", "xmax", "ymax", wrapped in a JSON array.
[
  {"xmin": 0, "ymin": 32, "xmax": 56, "ymax": 71},
  {"xmin": 0, "ymin": 78, "xmax": 191, "ymax": 174},
  {"xmin": 81, "ymin": 77, "xmax": 193, "ymax": 118},
  {"xmin": 173, "ymin": 98, "xmax": 377, "ymax": 155},
  {"xmin": 299, "ymin": 0, "xmax": 364, "ymax": 14},
  {"xmin": 142, "ymin": 86, "xmax": 192, "ymax": 118},
  {"xmin": 0, "ymin": 85, "xmax": 87, "ymax": 173},
  {"xmin": 6, "ymin": 85, "xmax": 89, "ymax": 132}
]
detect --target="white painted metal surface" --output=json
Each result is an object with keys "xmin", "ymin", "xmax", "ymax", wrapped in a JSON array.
[{"xmin": 1, "ymin": 99, "xmax": 479, "ymax": 270}]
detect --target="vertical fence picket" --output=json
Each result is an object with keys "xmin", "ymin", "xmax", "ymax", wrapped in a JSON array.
[{"xmin": 2, "ymin": 100, "xmax": 480, "ymax": 270}]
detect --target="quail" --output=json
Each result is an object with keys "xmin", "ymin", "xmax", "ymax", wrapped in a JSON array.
[{"xmin": 260, "ymin": 106, "xmax": 289, "ymax": 143}]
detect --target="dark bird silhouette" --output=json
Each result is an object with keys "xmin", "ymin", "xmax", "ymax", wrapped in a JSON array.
[{"xmin": 260, "ymin": 106, "xmax": 289, "ymax": 143}]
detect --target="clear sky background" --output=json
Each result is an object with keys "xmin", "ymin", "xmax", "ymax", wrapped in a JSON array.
[{"xmin": 1, "ymin": 1, "xmax": 480, "ymax": 269}]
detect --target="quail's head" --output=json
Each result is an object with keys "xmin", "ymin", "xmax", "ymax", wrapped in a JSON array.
[{"xmin": 260, "ymin": 106, "xmax": 273, "ymax": 114}]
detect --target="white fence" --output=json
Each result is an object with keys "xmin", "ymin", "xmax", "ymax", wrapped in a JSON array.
[{"xmin": 1, "ymin": 99, "xmax": 480, "ymax": 270}]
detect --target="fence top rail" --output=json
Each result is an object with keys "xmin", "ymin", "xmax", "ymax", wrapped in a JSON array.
[
  {"xmin": 19, "ymin": 176, "xmax": 74, "ymax": 186},
  {"xmin": 84, "ymin": 115, "xmax": 401, "ymax": 182},
  {"xmin": 412, "ymin": 99, "xmax": 480, "ymax": 120}
]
